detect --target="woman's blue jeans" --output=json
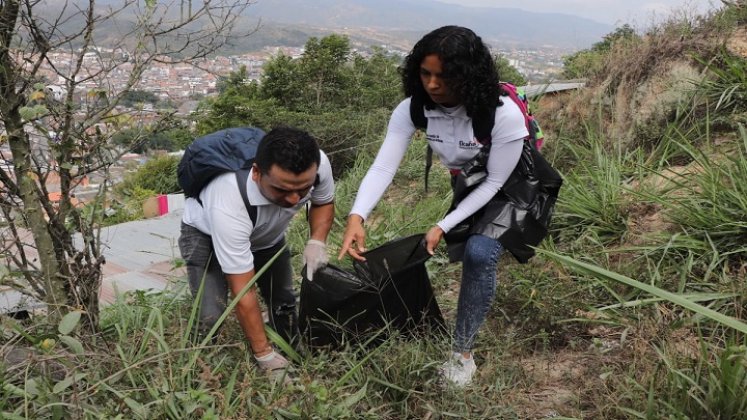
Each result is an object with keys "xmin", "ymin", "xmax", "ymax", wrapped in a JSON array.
[{"xmin": 453, "ymin": 234, "xmax": 504, "ymax": 353}]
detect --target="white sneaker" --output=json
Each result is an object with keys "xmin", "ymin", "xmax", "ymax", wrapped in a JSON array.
[{"xmin": 439, "ymin": 352, "xmax": 477, "ymax": 387}]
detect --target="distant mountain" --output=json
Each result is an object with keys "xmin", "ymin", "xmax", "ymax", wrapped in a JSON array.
[
  {"xmin": 47, "ymin": 0, "xmax": 613, "ymax": 53},
  {"xmin": 241, "ymin": 0, "xmax": 614, "ymax": 50}
]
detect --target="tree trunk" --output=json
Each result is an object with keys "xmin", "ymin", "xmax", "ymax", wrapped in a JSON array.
[
  {"xmin": 1, "ymin": 1, "xmax": 67, "ymax": 319},
  {"xmin": 6, "ymin": 121, "xmax": 68, "ymax": 318}
]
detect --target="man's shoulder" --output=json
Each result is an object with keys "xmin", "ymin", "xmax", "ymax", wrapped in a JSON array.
[
  {"xmin": 319, "ymin": 149, "xmax": 331, "ymax": 167},
  {"xmin": 205, "ymin": 171, "xmax": 239, "ymax": 191},
  {"xmin": 317, "ymin": 151, "xmax": 334, "ymax": 176},
  {"xmin": 202, "ymin": 172, "xmax": 246, "ymax": 206},
  {"xmin": 311, "ymin": 150, "xmax": 335, "ymax": 203}
]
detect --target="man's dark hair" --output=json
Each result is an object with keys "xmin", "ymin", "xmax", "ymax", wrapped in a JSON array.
[
  {"xmin": 255, "ymin": 126, "xmax": 321, "ymax": 174},
  {"xmin": 401, "ymin": 25, "xmax": 503, "ymax": 121}
]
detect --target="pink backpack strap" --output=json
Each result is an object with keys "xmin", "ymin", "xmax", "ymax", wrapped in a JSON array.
[{"xmin": 499, "ymin": 82, "xmax": 531, "ymax": 133}]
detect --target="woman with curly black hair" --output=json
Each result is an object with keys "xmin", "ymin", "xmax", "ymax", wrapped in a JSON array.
[
  {"xmin": 339, "ymin": 26, "xmax": 528, "ymax": 387},
  {"xmin": 401, "ymin": 25, "xmax": 502, "ymax": 130}
]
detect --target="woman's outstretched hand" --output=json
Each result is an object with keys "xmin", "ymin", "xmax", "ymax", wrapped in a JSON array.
[
  {"xmin": 425, "ymin": 225, "xmax": 444, "ymax": 255},
  {"xmin": 338, "ymin": 214, "xmax": 368, "ymax": 261}
]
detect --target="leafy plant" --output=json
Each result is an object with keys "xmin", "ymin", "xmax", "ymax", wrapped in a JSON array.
[
  {"xmin": 696, "ymin": 50, "xmax": 747, "ymax": 115},
  {"xmin": 116, "ymin": 155, "xmax": 181, "ymax": 196},
  {"xmin": 656, "ymin": 125, "xmax": 747, "ymax": 262},
  {"xmin": 2, "ymin": 311, "xmax": 88, "ymax": 419},
  {"xmin": 553, "ymin": 132, "xmax": 630, "ymax": 245}
]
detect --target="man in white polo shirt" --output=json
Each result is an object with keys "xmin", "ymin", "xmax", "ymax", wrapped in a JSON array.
[{"xmin": 178, "ymin": 126, "xmax": 335, "ymax": 378}]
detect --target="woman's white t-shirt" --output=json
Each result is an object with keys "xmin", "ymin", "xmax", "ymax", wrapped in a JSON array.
[{"xmin": 349, "ymin": 97, "xmax": 528, "ymax": 233}]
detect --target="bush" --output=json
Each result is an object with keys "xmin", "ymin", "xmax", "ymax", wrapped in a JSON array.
[
  {"xmin": 196, "ymin": 98, "xmax": 391, "ymax": 178},
  {"xmin": 116, "ymin": 155, "xmax": 181, "ymax": 196},
  {"xmin": 562, "ymin": 24, "xmax": 640, "ymax": 79},
  {"xmin": 106, "ymin": 186, "xmax": 158, "ymax": 225}
]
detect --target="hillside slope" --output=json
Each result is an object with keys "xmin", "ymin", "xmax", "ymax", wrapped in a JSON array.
[{"xmin": 538, "ymin": 12, "xmax": 746, "ymax": 154}]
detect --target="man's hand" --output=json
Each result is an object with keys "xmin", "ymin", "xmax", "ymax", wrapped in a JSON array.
[
  {"xmin": 425, "ymin": 225, "xmax": 444, "ymax": 255},
  {"xmin": 338, "ymin": 214, "xmax": 367, "ymax": 261},
  {"xmin": 303, "ymin": 239, "xmax": 329, "ymax": 281}
]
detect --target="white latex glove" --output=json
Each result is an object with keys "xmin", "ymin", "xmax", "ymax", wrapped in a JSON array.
[
  {"xmin": 303, "ymin": 239, "xmax": 329, "ymax": 281},
  {"xmin": 255, "ymin": 350, "xmax": 293, "ymax": 385}
]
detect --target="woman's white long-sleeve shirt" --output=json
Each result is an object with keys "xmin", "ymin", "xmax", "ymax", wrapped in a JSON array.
[{"xmin": 349, "ymin": 97, "xmax": 528, "ymax": 233}]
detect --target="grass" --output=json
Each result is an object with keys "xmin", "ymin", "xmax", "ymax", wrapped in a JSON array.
[
  {"xmin": 659, "ymin": 125, "xmax": 747, "ymax": 259},
  {"xmin": 552, "ymin": 130, "xmax": 631, "ymax": 246},
  {"xmin": 1, "ymin": 288, "xmax": 524, "ymax": 418},
  {"xmin": 619, "ymin": 340, "xmax": 747, "ymax": 419}
]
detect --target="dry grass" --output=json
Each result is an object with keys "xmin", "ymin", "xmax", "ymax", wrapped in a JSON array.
[{"xmin": 539, "ymin": 14, "xmax": 738, "ymax": 161}]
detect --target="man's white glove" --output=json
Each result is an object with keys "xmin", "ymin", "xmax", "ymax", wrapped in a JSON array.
[{"xmin": 303, "ymin": 239, "xmax": 329, "ymax": 281}]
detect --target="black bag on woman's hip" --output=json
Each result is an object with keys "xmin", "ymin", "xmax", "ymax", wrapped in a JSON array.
[{"xmin": 444, "ymin": 141, "xmax": 562, "ymax": 263}]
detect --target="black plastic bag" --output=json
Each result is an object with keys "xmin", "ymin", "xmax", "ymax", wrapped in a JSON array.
[
  {"xmin": 445, "ymin": 141, "xmax": 562, "ymax": 263},
  {"xmin": 299, "ymin": 234, "xmax": 446, "ymax": 349}
]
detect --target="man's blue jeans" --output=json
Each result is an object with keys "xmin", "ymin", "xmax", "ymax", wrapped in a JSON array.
[
  {"xmin": 178, "ymin": 222, "xmax": 298, "ymax": 344},
  {"xmin": 453, "ymin": 234, "xmax": 504, "ymax": 353}
]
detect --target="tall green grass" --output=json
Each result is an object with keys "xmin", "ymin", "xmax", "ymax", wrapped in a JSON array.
[
  {"xmin": 1, "ymin": 286, "xmax": 527, "ymax": 418},
  {"xmin": 659, "ymin": 125, "xmax": 747, "ymax": 260},
  {"xmin": 622, "ymin": 343, "xmax": 747, "ymax": 419},
  {"xmin": 552, "ymin": 129, "xmax": 631, "ymax": 246}
]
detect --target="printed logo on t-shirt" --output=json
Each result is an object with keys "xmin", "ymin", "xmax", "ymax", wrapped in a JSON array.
[
  {"xmin": 458, "ymin": 139, "xmax": 481, "ymax": 149},
  {"xmin": 426, "ymin": 133, "xmax": 443, "ymax": 143}
]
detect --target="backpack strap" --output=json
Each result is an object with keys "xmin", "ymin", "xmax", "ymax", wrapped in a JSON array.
[
  {"xmin": 409, "ymin": 96, "xmax": 434, "ymax": 192},
  {"xmin": 235, "ymin": 167, "xmax": 257, "ymax": 226},
  {"xmin": 499, "ymin": 83, "xmax": 531, "ymax": 133},
  {"xmin": 409, "ymin": 96, "xmax": 428, "ymax": 130},
  {"xmin": 499, "ymin": 82, "xmax": 546, "ymax": 150},
  {"xmin": 425, "ymin": 145, "xmax": 433, "ymax": 192}
]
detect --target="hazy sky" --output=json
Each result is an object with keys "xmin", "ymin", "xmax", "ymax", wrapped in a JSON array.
[{"xmin": 433, "ymin": 0, "xmax": 719, "ymax": 25}]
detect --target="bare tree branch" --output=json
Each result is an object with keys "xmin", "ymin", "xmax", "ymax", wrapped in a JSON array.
[{"xmin": 0, "ymin": 0, "xmax": 255, "ymax": 326}]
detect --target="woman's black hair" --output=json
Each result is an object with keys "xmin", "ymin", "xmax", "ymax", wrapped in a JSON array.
[{"xmin": 401, "ymin": 25, "xmax": 502, "ymax": 120}]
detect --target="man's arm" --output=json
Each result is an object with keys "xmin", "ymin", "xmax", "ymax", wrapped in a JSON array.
[
  {"xmin": 308, "ymin": 201, "xmax": 335, "ymax": 241},
  {"xmin": 303, "ymin": 201, "xmax": 335, "ymax": 280},
  {"xmin": 224, "ymin": 271, "xmax": 272, "ymax": 357}
]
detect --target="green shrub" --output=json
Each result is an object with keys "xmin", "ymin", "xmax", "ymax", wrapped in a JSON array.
[
  {"xmin": 197, "ymin": 98, "xmax": 391, "ymax": 178},
  {"xmin": 116, "ymin": 154, "xmax": 181, "ymax": 196},
  {"xmin": 106, "ymin": 185, "xmax": 158, "ymax": 225},
  {"xmin": 552, "ymin": 134, "xmax": 630, "ymax": 245}
]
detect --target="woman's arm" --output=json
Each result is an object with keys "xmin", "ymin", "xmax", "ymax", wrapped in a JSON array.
[
  {"xmin": 340, "ymin": 99, "xmax": 417, "ymax": 260},
  {"xmin": 348, "ymin": 99, "xmax": 417, "ymax": 220},
  {"xmin": 436, "ymin": 99, "xmax": 528, "ymax": 233}
]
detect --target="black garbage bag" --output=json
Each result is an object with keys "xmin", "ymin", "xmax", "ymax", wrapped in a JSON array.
[
  {"xmin": 445, "ymin": 141, "xmax": 563, "ymax": 263},
  {"xmin": 299, "ymin": 234, "xmax": 446, "ymax": 349}
]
